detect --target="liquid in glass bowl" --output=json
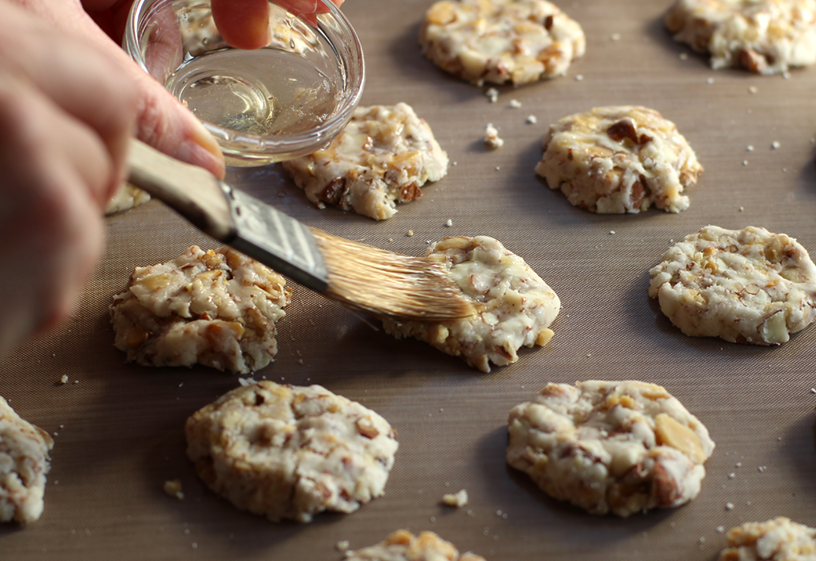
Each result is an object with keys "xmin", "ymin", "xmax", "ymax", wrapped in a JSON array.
[{"xmin": 125, "ymin": 0, "xmax": 364, "ymax": 166}]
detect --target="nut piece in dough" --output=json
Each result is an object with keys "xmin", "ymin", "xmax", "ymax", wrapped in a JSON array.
[
  {"xmin": 419, "ymin": 0, "xmax": 585, "ymax": 85},
  {"xmin": 110, "ymin": 246, "xmax": 292, "ymax": 374},
  {"xmin": 665, "ymin": 0, "xmax": 816, "ymax": 75},
  {"xmin": 441, "ymin": 489, "xmax": 469, "ymax": 507},
  {"xmin": 484, "ymin": 123, "xmax": 504, "ymax": 150},
  {"xmin": 535, "ymin": 106, "xmax": 703, "ymax": 213},
  {"xmin": 0, "ymin": 397, "xmax": 53, "ymax": 525},
  {"xmin": 105, "ymin": 184, "xmax": 151, "ymax": 215},
  {"xmin": 718, "ymin": 517, "xmax": 816, "ymax": 560},
  {"xmin": 185, "ymin": 381, "xmax": 398, "ymax": 523},
  {"xmin": 381, "ymin": 236, "xmax": 560, "ymax": 373},
  {"xmin": 649, "ymin": 225, "xmax": 816, "ymax": 345},
  {"xmin": 506, "ymin": 380, "xmax": 715, "ymax": 517},
  {"xmin": 282, "ymin": 103, "xmax": 448, "ymax": 221},
  {"xmin": 346, "ymin": 530, "xmax": 486, "ymax": 561}
]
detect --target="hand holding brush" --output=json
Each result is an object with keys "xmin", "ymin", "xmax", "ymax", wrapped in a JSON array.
[{"xmin": 127, "ymin": 139, "xmax": 475, "ymax": 321}]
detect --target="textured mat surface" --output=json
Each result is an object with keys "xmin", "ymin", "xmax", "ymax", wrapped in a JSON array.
[{"xmin": 2, "ymin": 0, "xmax": 816, "ymax": 559}]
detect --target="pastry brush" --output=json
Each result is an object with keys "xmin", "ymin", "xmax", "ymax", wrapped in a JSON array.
[{"xmin": 125, "ymin": 139, "xmax": 475, "ymax": 321}]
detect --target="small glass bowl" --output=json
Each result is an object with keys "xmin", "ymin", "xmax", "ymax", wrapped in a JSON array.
[{"xmin": 124, "ymin": 0, "xmax": 364, "ymax": 166}]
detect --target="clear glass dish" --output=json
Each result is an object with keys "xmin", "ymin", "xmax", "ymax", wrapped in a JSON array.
[{"xmin": 124, "ymin": 0, "xmax": 365, "ymax": 166}]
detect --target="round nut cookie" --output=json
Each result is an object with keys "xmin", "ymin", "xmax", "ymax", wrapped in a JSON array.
[
  {"xmin": 185, "ymin": 381, "xmax": 398, "ymax": 522},
  {"xmin": 718, "ymin": 517, "xmax": 816, "ymax": 561},
  {"xmin": 506, "ymin": 380, "xmax": 715, "ymax": 517},
  {"xmin": 665, "ymin": 0, "xmax": 816, "ymax": 75},
  {"xmin": 0, "ymin": 397, "xmax": 53, "ymax": 525},
  {"xmin": 649, "ymin": 225, "xmax": 816, "ymax": 345},
  {"xmin": 346, "ymin": 530, "xmax": 486, "ymax": 561},
  {"xmin": 535, "ymin": 106, "xmax": 703, "ymax": 214},
  {"xmin": 419, "ymin": 0, "xmax": 585, "ymax": 85},
  {"xmin": 110, "ymin": 246, "xmax": 291, "ymax": 374},
  {"xmin": 282, "ymin": 103, "xmax": 448, "ymax": 221},
  {"xmin": 381, "ymin": 236, "xmax": 560, "ymax": 373}
]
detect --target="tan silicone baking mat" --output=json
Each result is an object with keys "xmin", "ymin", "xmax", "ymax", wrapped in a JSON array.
[{"xmin": 3, "ymin": 0, "xmax": 816, "ymax": 559}]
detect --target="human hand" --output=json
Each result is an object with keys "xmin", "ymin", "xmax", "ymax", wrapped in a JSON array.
[
  {"xmin": 77, "ymin": 0, "xmax": 347, "ymax": 160},
  {"xmin": 0, "ymin": 1, "xmax": 139, "ymax": 357},
  {"xmin": 18, "ymin": 0, "xmax": 225, "ymax": 180},
  {"xmin": 0, "ymin": 0, "xmax": 349, "ymax": 357}
]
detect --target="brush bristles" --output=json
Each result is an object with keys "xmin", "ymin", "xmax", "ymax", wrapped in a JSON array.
[{"xmin": 311, "ymin": 229, "xmax": 475, "ymax": 321}]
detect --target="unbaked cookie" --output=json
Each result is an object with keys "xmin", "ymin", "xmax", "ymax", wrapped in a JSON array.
[
  {"xmin": 381, "ymin": 236, "xmax": 560, "ymax": 373},
  {"xmin": 346, "ymin": 530, "xmax": 486, "ymax": 560},
  {"xmin": 535, "ymin": 106, "xmax": 703, "ymax": 214},
  {"xmin": 419, "ymin": 0, "xmax": 585, "ymax": 85},
  {"xmin": 282, "ymin": 103, "xmax": 448, "ymax": 220},
  {"xmin": 104, "ymin": 184, "xmax": 151, "ymax": 215},
  {"xmin": 0, "ymin": 397, "xmax": 53, "ymax": 525},
  {"xmin": 185, "ymin": 381, "xmax": 398, "ymax": 522},
  {"xmin": 719, "ymin": 517, "xmax": 816, "ymax": 560},
  {"xmin": 665, "ymin": 0, "xmax": 816, "ymax": 75},
  {"xmin": 506, "ymin": 380, "xmax": 715, "ymax": 517},
  {"xmin": 110, "ymin": 246, "xmax": 291, "ymax": 374},
  {"xmin": 649, "ymin": 225, "xmax": 816, "ymax": 345}
]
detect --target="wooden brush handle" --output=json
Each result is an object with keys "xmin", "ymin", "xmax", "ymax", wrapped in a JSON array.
[{"xmin": 126, "ymin": 139, "xmax": 234, "ymax": 241}]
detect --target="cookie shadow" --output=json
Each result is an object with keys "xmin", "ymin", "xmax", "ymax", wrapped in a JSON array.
[
  {"xmin": 630, "ymin": 270, "xmax": 785, "ymax": 358},
  {"xmin": 341, "ymin": 319, "xmax": 484, "ymax": 378},
  {"xmin": 644, "ymin": 11, "xmax": 706, "ymax": 66},
  {"xmin": 529, "ymin": 171, "xmax": 595, "ymax": 225},
  {"xmin": 449, "ymin": 138, "xmax": 570, "ymax": 230},
  {"xmin": 389, "ymin": 23, "xmax": 483, "ymax": 105},
  {"xmin": 323, "ymin": 315, "xmax": 559, "ymax": 385},
  {"xmin": 782, "ymin": 414, "xmax": 816, "ymax": 499},
  {"xmin": 475, "ymin": 426, "xmax": 676, "ymax": 546},
  {"xmin": 272, "ymin": 298, "xmax": 484, "ymax": 394},
  {"xmin": 799, "ymin": 155, "xmax": 816, "ymax": 202},
  {"xmin": 227, "ymin": 162, "xmax": 289, "ymax": 198},
  {"xmin": 526, "ymin": 161, "xmax": 697, "ymax": 231},
  {"xmin": 506, "ymin": 140, "xmax": 560, "ymax": 209},
  {"xmin": 0, "ymin": 525, "xmax": 23, "ymax": 540},
  {"xmin": 467, "ymin": 138, "xmax": 601, "ymax": 229},
  {"xmin": 139, "ymin": 426, "xmax": 325, "ymax": 553},
  {"xmin": 466, "ymin": 137, "xmax": 498, "ymax": 155},
  {"xmin": 227, "ymin": 162, "xmax": 318, "ymax": 221},
  {"xmin": 639, "ymin": 271, "xmax": 687, "ymax": 343},
  {"xmin": 31, "ymin": 311, "xmax": 196, "ymax": 475}
]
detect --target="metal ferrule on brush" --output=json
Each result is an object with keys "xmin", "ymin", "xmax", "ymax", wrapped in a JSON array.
[{"xmin": 221, "ymin": 183, "xmax": 330, "ymax": 293}]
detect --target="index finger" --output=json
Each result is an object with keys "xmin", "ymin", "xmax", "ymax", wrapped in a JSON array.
[
  {"xmin": 211, "ymin": 0, "xmax": 345, "ymax": 49},
  {"xmin": 211, "ymin": 0, "xmax": 271, "ymax": 49}
]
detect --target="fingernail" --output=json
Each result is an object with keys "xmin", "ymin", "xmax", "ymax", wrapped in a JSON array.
[
  {"xmin": 176, "ymin": 122, "xmax": 226, "ymax": 179},
  {"xmin": 289, "ymin": 0, "xmax": 319, "ymax": 14}
]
